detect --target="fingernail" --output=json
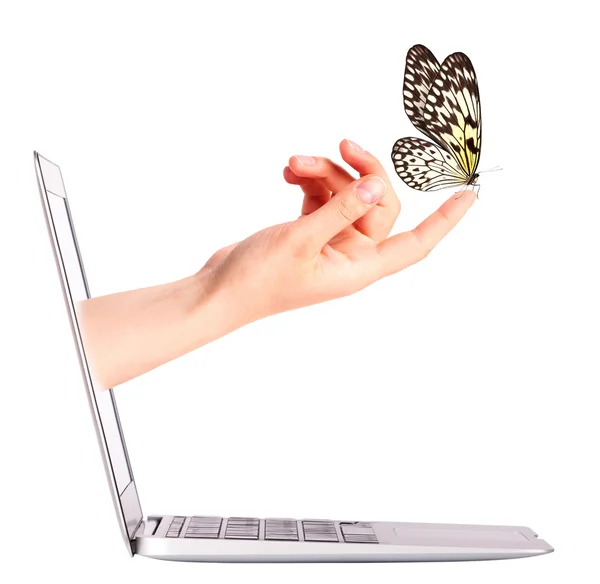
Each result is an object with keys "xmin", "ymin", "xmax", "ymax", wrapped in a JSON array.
[
  {"xmin": 346, "ymin": 139, "xmax": 364, "ymax": 153},
  {"xmin": 356, "ymin": 177, "xmax": 386, "ymax": 204},
  {"xmin": 294, "ymin": 155, "xmax": 315, "ymax": 165}
]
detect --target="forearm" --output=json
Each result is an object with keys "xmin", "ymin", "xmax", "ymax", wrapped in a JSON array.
[{"xmin": 76, "ymin": 270, "xmax": 237, "ymax": 390}]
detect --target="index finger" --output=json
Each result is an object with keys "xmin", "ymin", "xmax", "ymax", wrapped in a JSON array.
[{"xmin": 375, "ymin": 189, "xmax": 477, "ymax": 276}]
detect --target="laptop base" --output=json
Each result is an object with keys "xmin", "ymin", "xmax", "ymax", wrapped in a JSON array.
[{"xmin": 134, "ymin": 515, "xmax": 553, "ymax": 562}]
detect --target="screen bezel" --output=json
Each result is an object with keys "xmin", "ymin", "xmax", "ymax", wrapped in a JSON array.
[{"xmin": 34, "ymin": 152, "xmax": 143, "ymax": 555}]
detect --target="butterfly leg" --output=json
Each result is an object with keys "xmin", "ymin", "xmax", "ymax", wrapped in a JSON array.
[
  {"xmin": 454, "ymin": 186, "xmax": 466, "ymax": 200},
  {"xmin": 454, "ymin": 183, "xmax": 480, "ymax": 200}
]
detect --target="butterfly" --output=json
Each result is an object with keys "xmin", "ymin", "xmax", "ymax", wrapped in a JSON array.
[{"xmin": 391, "ymin": 44, "xmax": 482, "ymax": 192}]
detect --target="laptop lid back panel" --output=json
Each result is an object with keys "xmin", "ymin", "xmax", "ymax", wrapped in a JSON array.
[{"xmin": 35, "ymin": 152, "xmax": 142, "ymax": 555}]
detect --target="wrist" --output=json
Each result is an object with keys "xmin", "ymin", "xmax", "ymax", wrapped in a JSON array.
[{"xmin": 186, "ymin": 268, "xmax": 247, "ymax": 348}]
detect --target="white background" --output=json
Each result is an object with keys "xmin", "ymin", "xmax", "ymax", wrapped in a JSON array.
[{"xmin": 1, "ymin": 1, "xmax": 599, "ymax": 582}]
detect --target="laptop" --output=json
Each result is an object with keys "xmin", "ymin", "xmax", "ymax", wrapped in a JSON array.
[{"xmin": 34, "ymin": 151, "xmax": 554, "ymax": 563}]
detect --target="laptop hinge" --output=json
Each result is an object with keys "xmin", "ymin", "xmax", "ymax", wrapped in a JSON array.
[
  {"xmin": 131, "ymin": 518, "xmax": 146, "ymax": 540},
  {"xmin": 132, "ymin": 516, "xmax": 161, "ymax": 539}
]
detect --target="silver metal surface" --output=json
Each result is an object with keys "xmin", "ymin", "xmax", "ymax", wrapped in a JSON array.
[
  {"xmin": 135, "ymin": 517, "xmax": 553, "ymax": 562},
  {"xmin": 35, "ymin": 152, "xmax": 143, "ymax": 556}
]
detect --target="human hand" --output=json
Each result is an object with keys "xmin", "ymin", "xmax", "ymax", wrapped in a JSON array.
[
  {"xmin": 77, "ymin": 139, "xmax": 476, "ymax": 389},
  {"xmin": 198, "ymin": 139, "xmax": 476, "ymax": 329}
]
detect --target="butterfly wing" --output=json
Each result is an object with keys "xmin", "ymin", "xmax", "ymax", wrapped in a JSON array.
[
  {"xmin": 421, "ymin": 52, "xmax": 481, "ymax": 176},
  {"xmin": 403, "ymin": 45, "xmax": 441, "ymax": 139},
  {"xmin": 391, "ymin": 137, "xmax": 469, "ymax": 192}
]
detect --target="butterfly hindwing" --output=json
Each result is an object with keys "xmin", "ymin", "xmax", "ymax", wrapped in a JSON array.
[
  {"xmin": 391, "ymin": 137, "xmax": 468, "ymax": 192},
  {"xmin": 403, "ymin": 45, "xmax": 441, "ymax": 139},
  {"xmin": 421, "ymin": 52, "xmax": 481, "ymax": 176}
]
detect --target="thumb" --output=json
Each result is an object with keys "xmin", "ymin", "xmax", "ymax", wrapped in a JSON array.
[{"xmin": 299, "ymin": 174, "xmax": 387, "ymax": 249}]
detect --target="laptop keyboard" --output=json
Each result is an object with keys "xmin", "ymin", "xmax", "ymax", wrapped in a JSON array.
[{"xmin": 165, "ymin": 516, "xmax": 378, "ymax": 544}]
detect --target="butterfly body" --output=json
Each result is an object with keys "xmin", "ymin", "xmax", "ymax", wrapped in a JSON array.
[
  {"xmin": 392, "ymin": 45, "xmax": 482, "ymax": 192},
  {"xmin": 467, "ymin": 173, "xmax": 479, "ymax": 185}
]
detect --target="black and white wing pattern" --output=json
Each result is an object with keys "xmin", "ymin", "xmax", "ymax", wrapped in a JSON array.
[
  {"xmin": 403, "ymin": 45, "xmax": 441, "ymax": 140},
  {"xmin": 392, "ymin": 45, "xmax": 482, "ymax": 192},
  {"xmin": 421, "ymin": 52, "xmax": 481, "ymax": 179},
  {"xmin": 391, "ymin": 137, "xmax": 469, "ymax": 192}
]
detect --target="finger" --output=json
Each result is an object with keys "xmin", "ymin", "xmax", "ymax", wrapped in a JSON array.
[
  {"xmin": 339, "ymin": 139, "xmax": 401, "ymax": 241},
  {"xmin": 376, "ymin": 189, "xmax": 477, "ymax": 276},
  {"xmin": 339, "ymin": 139, "xmax": 396, "ymax": 207},
  {"xmin": 283, "ymin": 165, "xmax": 317, "ymax": 186},
  {"xmin": 288, "ymin": 155, "xmax": 355, "ymax": 195},
  {"xmin": 297, "ymin": 175, "xmax": 387, "ymax": 250},
  {"xmin": 283, "ymin": 166, "xmax": 331, "ymax": 214}
]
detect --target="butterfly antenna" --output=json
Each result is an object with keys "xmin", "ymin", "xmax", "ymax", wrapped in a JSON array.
[{"xmin": 479, "ymin": 165, "xmax": 503, "ymax": 173}]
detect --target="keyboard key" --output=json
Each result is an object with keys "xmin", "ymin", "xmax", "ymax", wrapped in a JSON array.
[
  {"xmin": 225, "ymin": 517, "xmax": 260, "ymax": 540},
  {"xmin": 265, "ymin": 519, "xmax": 299, "ymax": 541},
  {"xmin": 184, "ymin": 516, "xmax": 222, "ymax": 539},
  {"xmin": 302, "ymin": 521, "xmax": 339, "ymax": 542},
  {"xmin": 165, "ymin": 516, "xmax": 186, "ymax": 538},
  {"xmin": 186, "ymin": 532, "xmax": 220, "ymax": 539},
  {"xmin": 343, "ymin": 534, "xmax": 378, "ymax": 543},
  {"xmin": 340, "ymin": 522, "xmax": 378, "ymax": 544}
]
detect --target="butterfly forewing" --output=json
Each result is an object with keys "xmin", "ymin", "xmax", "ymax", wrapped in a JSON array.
[
  {"xmin": 403, "ymin": 45, "xmax": 441, "ymax": 140},
  {"xmin": 421, "ymin": 52, "xmax": 481, "ymax": 176},
  {"xmin": 392, "ymin": 137, "xmax": 468, "ymax": 192}
]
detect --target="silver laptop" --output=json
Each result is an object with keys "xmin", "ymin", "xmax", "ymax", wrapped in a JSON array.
[{"xmin": 34, "ymin": 151, "xmax": 553, "ymax": 563}]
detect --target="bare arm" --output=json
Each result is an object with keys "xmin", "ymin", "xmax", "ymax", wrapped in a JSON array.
[
  {"xmin": 76, "ymin": 272, "xmax": 236, "ymax": 390},
  {"xmin": 77, "ymin": 140, "xmax": 476, "ymax": 390}
]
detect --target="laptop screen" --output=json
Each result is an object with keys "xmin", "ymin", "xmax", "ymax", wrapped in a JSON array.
[
  {"xmin": 35, "ymin": 153, "xmax": 142, "ymax": 550},
  {"xmin": 46, "ymin": 193, "xmax": 133, "ymax": 492}
]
